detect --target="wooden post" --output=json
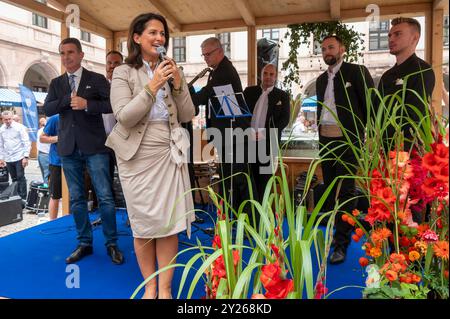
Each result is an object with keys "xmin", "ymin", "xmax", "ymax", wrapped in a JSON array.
[
  {"xmin": 60, "ymin": 22, "xmax": 70, "ymax": 216},
  {"xmin": 247, "ymin": 26, "xmax": 257, "ymax": 86},
  {"xmin": 431, "ymin": 9, "xmax": 444, "ymax": 116},
  {"xmin": 424, "ymin": 10, "xmax": 432, "ymax": 64}
]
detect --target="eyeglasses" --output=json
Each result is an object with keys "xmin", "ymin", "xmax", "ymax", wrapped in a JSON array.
[{"xmin": 201, "ymin": 47, "xmax": 220, "ymax": 58}]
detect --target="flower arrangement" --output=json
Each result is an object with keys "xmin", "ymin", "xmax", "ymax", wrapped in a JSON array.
[{"xmin": 343, "ymin": 135, "xmax": 449, "ymax": 299}]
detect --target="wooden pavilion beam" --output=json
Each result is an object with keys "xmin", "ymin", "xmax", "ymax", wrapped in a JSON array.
[
  {"xmin": 247, "ymin": 25, "xmax": 257, "ymax": 86},
  {"xmin": 431, "ymin": 7, "xmax": 444, "ymax": 115},
  {"xmin": 5, "ymin": 0, "xmax": 113, "ymax": 39},
  {"xmin": 233, "ymin": 0, "xmax": 256, "ymax": 26},
  {"xmin": 330, "ymin": 0, "xmax": 341, "ymax": 20},
  {"xmin": 147, "ymin": 0, "xmax": 181, "ymax": 32}
]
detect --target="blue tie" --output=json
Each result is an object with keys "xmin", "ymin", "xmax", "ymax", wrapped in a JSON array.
[{"xmin": 69, "ymin": 74, "xmax": 76, "ymax": 93}]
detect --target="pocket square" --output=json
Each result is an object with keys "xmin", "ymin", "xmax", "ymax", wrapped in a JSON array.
[
  {"xmin": 276, "ymin": 101, "xmax": 282, "ymax": 106},
  {"xmin": 345, "ymin": 82, "xmax": 352, "ymax": 88},
  {"xmin": 395, "ymin": 78, "xmax": 404, "ymax": 86}
]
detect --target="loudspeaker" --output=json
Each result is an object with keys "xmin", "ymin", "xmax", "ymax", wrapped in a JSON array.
[
  {"xmin": 0, "ymin": 166, "xmax": 8, "ymax": 183},
  {"xmin": 257, "ymin": 38, "xmax": 279, "ymax": 86},
  {"xmin": 0, "ymin": 195, "xmax": 23, "ymax": 227}
]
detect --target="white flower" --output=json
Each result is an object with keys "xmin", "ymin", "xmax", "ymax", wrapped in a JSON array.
[
  {"xmin": 365, "ymin": 264, "xmax": 381, "ymax": 288},
  {"xmin": 345, "ymin": 82, "xmax": 352, "ymax": 88},
  {"xmin": 395, "ymin": 78, "xmax": 404, "ymax": 86}
]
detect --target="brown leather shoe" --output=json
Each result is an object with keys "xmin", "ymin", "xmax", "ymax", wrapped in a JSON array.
[
  {"xmin": 65, "ymin": 245, "xmax": 93, "ymax": 264},
  {"xmin": 107, "ymin": 245, "xmax": 124, "ymax": 265}
]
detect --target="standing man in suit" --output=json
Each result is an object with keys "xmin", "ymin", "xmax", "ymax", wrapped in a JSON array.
[
  {"xmin": 244, "ymin": 64, "xmax": 290, "ymax": 205},
  {"xmin": 316, "ymin": 35, "xmax": 374, "ymax": 264},
  {"xmin": 378, "ymin": 17, "xmax": 435, "ymax": 151},
  {"xmin": 44, "ymin": 38, "xmax": 123, "ymax": 265},
  {"xmin": 190, "ymin": 37, "xmax": 255, "ymax": 215}
]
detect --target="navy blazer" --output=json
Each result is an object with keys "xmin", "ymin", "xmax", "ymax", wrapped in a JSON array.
[
  {"xmin": 243, "ymin": 85, "xmax": 290, "ymax": 143},
  {"xmin": 44, "ymin": 68, "xmax": 113, "ymax": 156},
  {"xmin": 316, "ymin": 62, "xmax": 374, "ymax": 142}
]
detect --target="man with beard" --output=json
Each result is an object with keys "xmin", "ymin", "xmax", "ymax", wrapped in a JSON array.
[
  {"xmin": 316, "ymin": 35, "xmax": 374, "ymax": 264},
  {"xmin": 378, "ymin": 17, "xmax": 435, "ymax": 151}
]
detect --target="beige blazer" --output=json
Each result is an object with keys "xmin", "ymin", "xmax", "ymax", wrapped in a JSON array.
[{"xmin": 105, "ymin": 64, "xmax": 195, "ymax": 162}]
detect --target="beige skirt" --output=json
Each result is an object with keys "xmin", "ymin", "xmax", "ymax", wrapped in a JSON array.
[{"xmin": 116, "ymin": 121, "xmax": 194, "ymax": 239}]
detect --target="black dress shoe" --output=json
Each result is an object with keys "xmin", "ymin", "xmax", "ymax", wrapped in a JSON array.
[
  {"xmin": 65, "ymin": 245, "xmax": 93, "ymax": 264},
  {"xmin": 329, "ymin": 246, "xmax": 347, "ymax": 265},
  {"xmin": 107, "ymin": 245, "xmax": 124, "ymax": 265}
]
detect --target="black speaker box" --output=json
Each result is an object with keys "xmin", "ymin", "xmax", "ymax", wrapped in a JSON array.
[{"xmin": 0, "ymin": 195, "xmax": 23, "ymax": 227}]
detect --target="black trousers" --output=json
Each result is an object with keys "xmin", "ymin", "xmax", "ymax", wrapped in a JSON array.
[
  {"xmin": 217, "ymin": 142, "xmax": 257, "ymax": 226},
  {"xmin": 6, "ymin": 159, "xmax": 27, "ymax": 200},
  {"xmin": 319, "ymin": 135, "xmax": 358, "ymax": 249}
]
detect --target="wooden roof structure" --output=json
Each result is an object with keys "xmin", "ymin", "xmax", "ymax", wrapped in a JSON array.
[{"xmin": 8, "ymin": 0, "xmax": 448, "ymax": 94}]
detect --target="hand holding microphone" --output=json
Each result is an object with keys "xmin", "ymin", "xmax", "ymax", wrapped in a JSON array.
[{"xmin": 156, "ymin": 46, "xmax": 182, "ymax": 90}]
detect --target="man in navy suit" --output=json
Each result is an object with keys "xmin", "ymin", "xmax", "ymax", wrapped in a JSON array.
[
  {"xmin": 243, "ymin": 64, "xmax": 290, "ymax": 206},
  {"xmin": 316, "ymin": 35, "xmax": 374, "ymax": 264},
  {"xmin": 44, "ymin": 38, "xmax": 123, "ymax": 265}
]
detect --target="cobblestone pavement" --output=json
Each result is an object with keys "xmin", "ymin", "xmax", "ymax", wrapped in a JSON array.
[{"xmin": 0, "ymin": 159, "xmax": 54, "ymax": 238}]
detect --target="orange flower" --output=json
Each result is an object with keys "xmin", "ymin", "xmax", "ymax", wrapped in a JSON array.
[
  {"xmin": 411, "ymin": 274, "xmax": 421, "ymax": 283},
  {"xmin": 347, "ymin": 217, "xmax": 356, "ymax": 226},
  {"xmin": 341, "ymin": 214, "xmax": 349, "ymax": 222},
  {"xmin": 359, "ymin": 257, "xmax": 369, "ymax": 267},
  {"xmin": 414, "ymin": 241, "xmax": 428, "ymax": 254},
  {"xmin": 433, "ymin": 241, "xmax": 449, "ymax": 260},
  {"xmin": 355, "ymin": 228, "xmax": 364, "ymax": 237},
  {"xmin": 352, "ymin": 234, "xmax": 361, "ymax": 242},
  {"xmin": 408, "ymin": 250, "xmax": 420, "ymax": 262},
  {"xmin": 369, "ymin": 247, "xmax": 382, "ymax": 258},
  {"xmin": 390, "ymin": 253, "xmax": 406, "ymax": 264},
  {"xmin": 352, "ymin": 209, "xmax": 360, "ymax": 217},
  {"xmin": 385, "ymin": 270, "xmax": 398, "ymax": 281},
  {"xmin": 444, "ymin": 270, "xmax": 449, "ymax": 279}
]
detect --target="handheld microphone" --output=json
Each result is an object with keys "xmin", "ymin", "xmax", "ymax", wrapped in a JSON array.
[
  {"xmin": 156, "ymin": 46, "xmax": 173, "ymax": 85},
  {"xmin": 156, "ymin": 46, "xmax": 167, "ymax": 61}
]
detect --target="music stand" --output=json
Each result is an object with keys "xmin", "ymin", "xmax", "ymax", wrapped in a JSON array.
[{"xmin": 208, "ymin": 87, "xmax": 252, "ymax": 209}]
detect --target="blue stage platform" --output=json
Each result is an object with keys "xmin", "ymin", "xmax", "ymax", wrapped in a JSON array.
[{"xmin": 0, "ymin": 208, "xmax": 365, "ymax": 299}]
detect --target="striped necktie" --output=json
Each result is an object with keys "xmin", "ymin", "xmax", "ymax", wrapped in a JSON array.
[{"xmin": 69, "ymin": 74, "xmax": 76, "ymax": 93}]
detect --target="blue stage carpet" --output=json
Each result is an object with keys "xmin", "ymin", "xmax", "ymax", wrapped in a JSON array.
[{"xmin": 0, "ymin": 208, "xmax": 365, "ymax": 299}]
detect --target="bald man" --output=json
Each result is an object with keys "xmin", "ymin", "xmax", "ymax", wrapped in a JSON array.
[{"xmin": 243, "ymin": 64, "xmax": 290, "ymax": 215}]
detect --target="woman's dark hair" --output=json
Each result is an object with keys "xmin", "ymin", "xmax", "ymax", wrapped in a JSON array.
[{"xmin": 125, "ymin": 13, "xmax": 170, "ymax": 69}]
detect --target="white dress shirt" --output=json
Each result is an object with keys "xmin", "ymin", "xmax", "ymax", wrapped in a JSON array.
[
  {"xmin": 143, "ymin": 60, "xmax": 169, "ymax": 121},
  {"xmin": 0, "ymin": 121, "xmax": 31, "ymax": 162},
  {"xmin": 37, "ymin": 127, "xmax": 50, "ymax": 154},
  {"xmin": 321, "ymin": 60, "xmax": 343, "ymax": 125},
  {"xmin": 251, "ymin": 86, "xmax": 274, "ymax": 139}
]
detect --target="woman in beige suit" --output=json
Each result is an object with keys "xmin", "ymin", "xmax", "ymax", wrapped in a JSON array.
[{"xmin": 106, "ymin": 13, "xmax": 195, "ymax": 299}]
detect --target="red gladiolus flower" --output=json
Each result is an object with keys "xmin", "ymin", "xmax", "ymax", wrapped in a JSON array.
[
  {"xmin": 434, "ymin": 163, "xmax": 449, "ymax": 182},
  {"xmin": 212, "ymin": 235, "xmax": 222, "ymax": 249},
  {"xmin": 314, "ymin": 281, "xmax": 328, "ymax": 299},
  {"xmin": 265, "ymin": 278, "xmax": 294, "ymax": 299},
  {"xmin": 422, "ymin": 178, "xmax": 448, "ymax": 199},
  {"xmin": 271, "ymin": 244, "xmax": 280, "ymax": 259},
  {"xmin": 359, "ymin": 257, "xmax": 369, "ymax": 267},
  {"xmin": 352, "ymin": 234, "xmax": 360, "ymax": 242},
  {"xmin": 260, "ymin": 262, "xmax": 282, "ymax": 289},
  {"xmin": 422, "ymin": 153, "xmax": 440, "ymax": 172},
  {"xmin": 432, "ymin": 143, "xmax": 449, "ymax": 164}
]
